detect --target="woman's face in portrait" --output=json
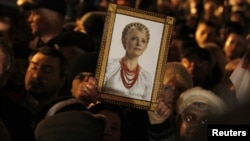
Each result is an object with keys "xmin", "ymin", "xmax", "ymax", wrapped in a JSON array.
[{"xmin": 123, "ymin": 28, "xmax": 148, "ymax": 58}]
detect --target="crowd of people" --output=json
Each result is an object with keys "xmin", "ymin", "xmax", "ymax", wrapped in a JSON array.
[{"xmin": 0, "ymin": 0, "xmax": 249, "ymax": 141}]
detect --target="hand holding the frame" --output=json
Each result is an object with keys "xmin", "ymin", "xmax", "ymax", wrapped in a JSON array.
[
  {"xmin": 148, "ymin": 86, "xmax": 175, "ymax": 125},
  {"xmin": 148, "ymin": 96, "xmax": 173, "ymax": 125},
  {"xmin": 71, "ymin": 72, "xmax": 99, "ymax": 106}
]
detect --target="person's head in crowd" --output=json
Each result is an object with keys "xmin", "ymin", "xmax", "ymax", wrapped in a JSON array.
[
  {"xmin": 71, "ymin": 72, "xmax": 98, "ymax": 106},
  {"xmin": 185, "ymin": 0, "xmax": 203, "ymax": 13},
  {"xmin": 170, "ymin": 0, "xmax": 183, "ymax": 11},
  {"xmin": 228, "ymin": 0, "xmax": 246, "ymax": 6},
  {"xmin": 195, "ymin": 20, "xmax": 220, "ymax": 47},
  {"xmin": 176, "ymin": 87, "xmax": 227, "ymax": 141},
  {"xmin": 25, "ymin": 46, "xmax": 68, "ymax": 105},
  {"xmin": 34, "ymin": 97, "xmax": 107, "ymax": 141},
  {"xmin": 89, "ymin": 102, "xmax": 127, "ymax": 141},
  {"xmin": 201, "ymin": 44, "xmax": 239, "ymax": 109},
  {"xmin": 147, "ymin": 62, "xmax": 193, "ymax": 127},
  {"xmin": 223, "ymin": 30, "xmax": 248, "ymax": 62},
  {"xmin": 0, "ymin": 15, "xmax": 14, "ymax": 47},
  {"xmin": 168, "ymin": 39, "xmax": 182, "ymax": 62},
  {"xmin": 27, "ymin": 0, "xmax": 66, "ymax": 43},
  {"xmin": 0, "ymin": 40, "xmax": 14, "ymax": 87},
  {"xmin": 155, "ymin": 0, "xmax": 171, "ymax": 15},
  {"xmin": 172, "ymin": 20, "xmax": 192, "ymax": 40},
  {"xmin": 75, "ymin": 11, "xmax": 106, "ymax": 51},
  {"xmin": 168, "ymin": 23, "xmax": 189, "ymax": 62},
  {"xmin": 184, "ymin": 14, "xmax": 198, "ymax": 34},
  {"xmin": 73, "ymin": 0, "xmax": 99, "ymax": 18},
  {"xmin": 118, "ymin": 0, "xmax": 136, "ymax": 6},
  {"xmin": 168, "ymin": 30, "xmax": 197, "ymax": 62},
  {"xmin": 95, "ymin": 0, "xmax": 134, "ymax": 11},
  {"xmin": 219, "ymin": 21, "xmax": 245, "ymax": 43},
  {"xmin": 17, "ymin": 0, "xmax": 33, "ymax": 5},
  {"xmin": 95, "ymin": 0, "xmax": 111, "ymax": 11},
  {"xmin": 16, "ymin": 0, "xmax": 34, "ymax": 15},
  {"xmin": 201, "ymin": 0, "xmax": 223, "ymax": 23},
  {"xmin": 229, "ymin": 10, "xmax": 248, "ymax": 30},
  {"xmin": 4, "ymin": 45, "xmax": 30, "ymax": 103},
  {"xmin": 6, "ymin": 45, "xmax": 31, "ymax": 88},
  {"xmin": 137, "ymin": 0, "xmax": 155, "ymax": 11},
  {"xmin": 67, "ymin": 52, "xmax": 98, "ymax": 91},
  {"xmin": 168, "ymin": 20, "xmax": 195, "ymax": 62},
  {"xmin": 47, "ymin": 30, "xmax": 96, "ymax": 64},
  {"xmin": 180, "ymin": 46, "xmax": 213, "ymax": 88},
  {"xmin": 202, "ymin": 42, "xmax": 226, "ymax": 86},
  {"xmin": 159, "ymin": 62, "xmax": 193, "ymax": 114}
]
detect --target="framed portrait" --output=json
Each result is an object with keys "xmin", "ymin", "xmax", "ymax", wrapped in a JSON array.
[{"xmin": 96, "ymin": 3, "xmax": 175, "ymax": 110}]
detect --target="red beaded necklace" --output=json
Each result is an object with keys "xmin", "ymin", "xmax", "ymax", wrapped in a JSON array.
[{"xmin": 120, "ymin": 57, "xmax": 140, "ymax": 89}]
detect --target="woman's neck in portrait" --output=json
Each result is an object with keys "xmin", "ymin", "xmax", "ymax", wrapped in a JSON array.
[{"xmin": 122, "ymin": 56, "xmax": 139, "ymax": 70}]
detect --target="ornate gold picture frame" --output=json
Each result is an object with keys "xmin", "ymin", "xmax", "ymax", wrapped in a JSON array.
[{"xmin": 96, "ymin": 3, "xmax": 175, "ymax": 110}]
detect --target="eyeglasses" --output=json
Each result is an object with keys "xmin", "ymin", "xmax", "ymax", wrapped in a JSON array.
[{"xmin": 182, "ymin": 112, "xmax": 208, "ymax": 125}]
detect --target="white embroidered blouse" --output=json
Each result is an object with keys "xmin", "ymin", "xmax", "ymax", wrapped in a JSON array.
[{"xmin": 103, "ymin": 58, "xmax": 153, "ymax": 101}]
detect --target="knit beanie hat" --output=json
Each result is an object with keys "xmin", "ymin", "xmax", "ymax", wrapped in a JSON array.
[
  {"xmin": 47, "ymin": 31, "xmax": 96, "ymax": 52},
  {"xmin": 79, "ymin": 11, "xmax": 106, "ymax": 37},
  {"xmin": 164, "ymin": 62, "xmax": 193, "ymax": 89},
  {"xmin": 34, "ymin": 97, "xmax": 107, "ymax": 141}
]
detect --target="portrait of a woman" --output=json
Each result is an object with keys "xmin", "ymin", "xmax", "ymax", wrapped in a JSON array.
[{"xmin": 103, "ymin": 22, "xmax": 153, "ymax": 101}]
